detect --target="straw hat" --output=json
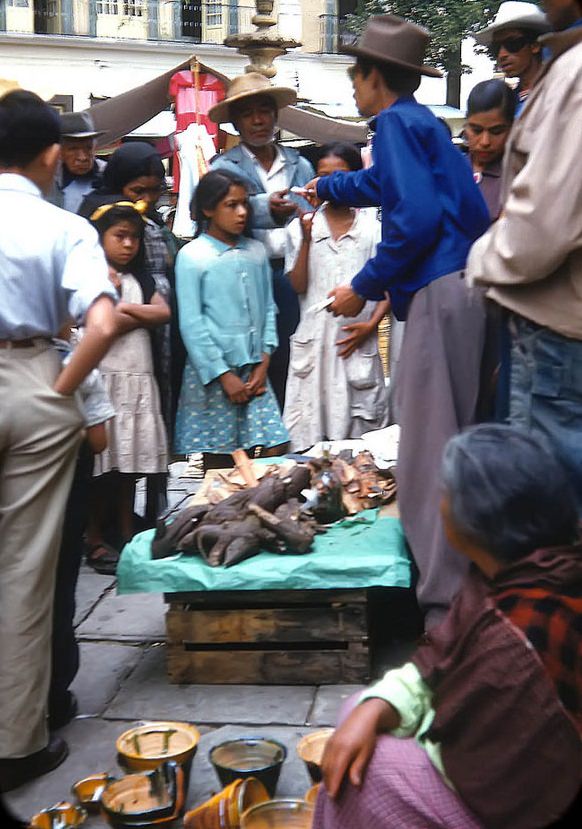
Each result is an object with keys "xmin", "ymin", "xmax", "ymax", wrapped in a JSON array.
[
  {"xmin": 60, "ymin": 110, "xmax": 105, "ymax": 139},
  {"xmin": 342, "ymin": 14, "xmax": 442, "ymax": 78},
  {"xmin": 474, "ymin": 2, "xmax": 550, "ymax": 45},
  {"xmin": 0, "ymin": 78, "xmax": 22, "ymax": 99},
  {"xmin": 208, "ymin": 72, "xmax": 297, "ymax": 124}
]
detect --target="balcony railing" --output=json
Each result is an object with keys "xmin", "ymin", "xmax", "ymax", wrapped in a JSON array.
[
  {"xmin": 318, "ymin": 13, "xmax": 356, "ymax": 54},
  {"xmin": 1, "ymin": 1, "xmax": 300, "ymax": 44}
]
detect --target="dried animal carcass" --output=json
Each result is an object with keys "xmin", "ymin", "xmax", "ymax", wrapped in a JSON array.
[{"xmin": 151, "ymin": 465, "xmax": 317, "ymax": 567}]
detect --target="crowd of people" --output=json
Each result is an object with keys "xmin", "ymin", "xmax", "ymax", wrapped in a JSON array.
[{"xmin": 0, "ymin": 0, "xmax": 580, "ymax": 824}]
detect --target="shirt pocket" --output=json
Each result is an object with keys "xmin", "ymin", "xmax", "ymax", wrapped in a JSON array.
[{"xmin": 289, "ymin": 336, "xmax": 315, "ymax": 378}]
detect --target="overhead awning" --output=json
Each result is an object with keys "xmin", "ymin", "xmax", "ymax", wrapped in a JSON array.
[{"xmin": 87, "ymin": 56, "xmax": 369, "ymax": 148}]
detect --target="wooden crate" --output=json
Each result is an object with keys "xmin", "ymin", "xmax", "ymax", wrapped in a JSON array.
[{"xmin": 164, "ymin": 588, "xmax": 371, "ymax": 685}]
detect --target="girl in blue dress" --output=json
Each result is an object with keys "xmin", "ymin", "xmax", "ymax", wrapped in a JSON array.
[{"xmin": 174, "ymin": 170, "xmax": 289, "ymax": 465}]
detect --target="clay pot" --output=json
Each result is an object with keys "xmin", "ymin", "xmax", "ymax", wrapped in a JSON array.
[
  {"xmin": 240, "ymin": 799, "xmax": 314, "ymax": 829},
  {"xmin": 116, "ymin": 720, "xmax": 200, "ymax": 795},
  {"xmin": 304, "ymin": 784, "xmax": 320, "ymax": 806},
  {"xmin": 296, "ymin": 730, "xmax": 333, "ymax": 783},
  {"xmin": 184, "ymin": 777, "xmax": 270, "ymax": 829},
  {"xmin": 30, "ymin": 801, "xmax": 87, "ymax": 829},
  {"xmin": 72, "ymin": 773, "xmax": 116, "ymax": 813},
  {"xmin": 100, "ymin": 761, "xmax": 186, "ymax": 828},
  {"xmin": 209, "ymin": 737, "xmax": 287, "ymax": 798}
]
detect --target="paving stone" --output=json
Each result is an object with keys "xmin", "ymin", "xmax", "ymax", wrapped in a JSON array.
[
  {"xmin": 76, "ymin": 590, "xmax": 166, "ymax": 641},
  {"xmin": 309, "ymin": 684, "xmax": 365, "ymax": 726},
  {"xmin": 74, "ymin": 568, "xmax": 116, "ymax": 627},
  {"xmin": 103, "ymin": 645, "xmax": 317, "ymax": 726},
  {"xmin": 70, "ymin": 642, "xmax": 145, "ymax": 716}
]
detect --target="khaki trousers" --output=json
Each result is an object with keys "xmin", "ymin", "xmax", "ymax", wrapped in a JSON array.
[{"xmin": 0, "ymin": 343, "xmax": 82, "ymax": 757}]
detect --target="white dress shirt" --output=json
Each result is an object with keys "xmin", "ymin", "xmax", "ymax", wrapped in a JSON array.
[
  {"xmin": 0, "ymin": 173, "xmax": 115, "ymax": 339},
  {"xmin": 240, "ymin": 143, "xmax": 289, "ymax": 259}
]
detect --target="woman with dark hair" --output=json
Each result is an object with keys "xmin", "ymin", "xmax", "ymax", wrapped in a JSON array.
[
  {"xmin": 464, "ymin": 79, "xmax": 517, "ymax": 222},
  {"xmin": 174, "ymin": 169, "xmax": 288, "ymax": 468},
  {"xmin": 80, "ymin": 142, "xmax": 182, "ymax": 526},
  {"xmin": 283, "ymin": 143, "xmax": 389, "ymax": 449},
  {"xmin": 316, "ymin": 424, "xmax": 582, "ymax": 829}
]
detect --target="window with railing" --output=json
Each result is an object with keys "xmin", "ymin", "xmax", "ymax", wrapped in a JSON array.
[
  {"xmin": 96, "ymin": 1, "xmax": 119, "ymax": 14},
  {"xmin": 319, "ymin": 14, "xmax": 356, "ymax": 54},
  {"xmin": 123, "ymin": 0, "xmax": 144, "ymax": 17},
  {"xmin": 7, "ymin": 0, "xmax": 30, "ymax": 7},
  {"xmin": 206, "ymin": 1, "xmax": 222, "ymax": 26}
]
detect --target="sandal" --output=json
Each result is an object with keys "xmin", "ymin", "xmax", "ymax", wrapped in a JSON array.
[{"xmin": 86, "ymin": 542, "xmax": 120, "ymax": 576}]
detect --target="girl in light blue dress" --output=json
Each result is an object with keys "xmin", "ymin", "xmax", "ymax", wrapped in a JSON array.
[{"xmin": 174, "ymin": 170, "xmax": 289, "ymax": 463}]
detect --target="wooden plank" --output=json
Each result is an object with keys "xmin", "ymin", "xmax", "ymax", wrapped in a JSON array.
[
  {"xmin": 166, "ymin": 643, "xmax": 369, "ymax": 685},
  {"xmin": 166, "ymin": 605, "xmax": 367, "ymax": 645},
  {"xmin": 164, "ymin": 588, "xmax": 368, "ymax": 608}
]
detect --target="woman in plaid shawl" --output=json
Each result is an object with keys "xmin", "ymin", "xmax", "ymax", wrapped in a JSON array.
[{"xmin": 316, "ymin": 424, "xmax": 582, "ymax": 829}]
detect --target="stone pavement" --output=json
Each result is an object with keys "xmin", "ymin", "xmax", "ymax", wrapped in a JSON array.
[{"xmin": 3, "ymin": 465, "xmax": 366, "ymax": 825}]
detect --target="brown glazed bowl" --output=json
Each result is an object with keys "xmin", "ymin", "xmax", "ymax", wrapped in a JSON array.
[
  {"xmin": 304, "ymin": 783, "xmax": 321, "ymax": 806},
  {"xmin": 72, "ymin": 773, "xmax": 116, "ymax": 813},
  {"xmin": 116, "ymin": 721, "xmax": 200, "ymax": 772},
  {"xmin": 209, "ymin": 737, "xmax": 287, "ymax": 798},
  {"xmin": 296, "ymin": 730, "xmax": 333, "ymax": 783},
  {"xmin": 30, "ymin": 801, "xmax": 88, "ymax": 829},
  {"xmin": 240, "ymin": 799, "xmax": 314, "ymax": 829},
  {"xmin": 100, "ymin": 761, "xmax": 186, "ymax": 828}
]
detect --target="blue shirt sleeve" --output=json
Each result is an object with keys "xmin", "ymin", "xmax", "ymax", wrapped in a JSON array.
[
  {"xmin": 175, "ymin": 246, "xmax": 230, "ymax": 386},
  {"xmin": 318, "ymin": 110, "xmax": 444, "ymax": 301},
  {"xmin": 261, "ymin": 256, "xmax": 278, "ymax": 355}
]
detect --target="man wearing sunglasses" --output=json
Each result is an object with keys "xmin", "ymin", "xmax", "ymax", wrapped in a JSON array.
[
  {"xmin": 475, "ymin": 2, "xmax": 550, "ymax": 113},
  {"xmin": 468, "ymin": 0, "xmax": 582, "ymax": 515}
]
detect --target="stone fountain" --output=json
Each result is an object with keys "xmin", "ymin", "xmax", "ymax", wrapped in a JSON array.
[{"xmin": 224, "ymin": 0, "xmax": 301, "ymax": 78}]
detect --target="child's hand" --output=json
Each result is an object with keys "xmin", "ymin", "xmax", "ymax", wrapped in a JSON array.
[
  {"xmin": 299, "ymin": 212, "xmax": 314, "ymax": 243},
  {"xmin": 86, "ymin": 423, "xmax": 108, "ymax": 454},
  {"xmin": 245, "ymin": 356, "xmax": 269, "ymax": 397},
  {"xmin": 336, "ymin": 321, "xmax": 374, "ymax": 358},
  {"xmin": 220, "ymin": 372, "xmax": 250, "ymax": 404}
]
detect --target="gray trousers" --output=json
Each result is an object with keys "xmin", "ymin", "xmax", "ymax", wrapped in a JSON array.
[
  {"xmin": 0, "ymin": 343, "xmax": 82, "ymax": 757},
  {"xmin": 395, "ymin": 273, "xmax": 486, "ymax": 627}
]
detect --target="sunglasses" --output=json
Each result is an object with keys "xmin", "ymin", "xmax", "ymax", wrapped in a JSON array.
[{"xmin": 489, "ymin": 36, "xmax": 533, "ymax": 58}]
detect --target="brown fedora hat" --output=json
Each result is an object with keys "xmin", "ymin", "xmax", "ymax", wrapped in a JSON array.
[
  {"xmin": 208, "ymin": 72, "xmax": 297, "ymax": 125},
  {"xmin": 343, "ymin": 14, "xmax": 442, "ymax": 79}
]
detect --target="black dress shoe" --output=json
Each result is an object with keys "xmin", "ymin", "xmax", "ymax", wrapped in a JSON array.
[
  {"xmin": 48, "ymin": 691, "xmax": 78, "ymax": 730},
  {"xmin": 0, "ymin": 736, "xmax": 68, "ymax": 792}
]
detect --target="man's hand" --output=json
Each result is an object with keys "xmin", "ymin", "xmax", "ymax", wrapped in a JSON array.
[
  {"xmin": 322, "ymin": 698, "xmax": 393, "ymax": 799},
  {"xmin": 328, "ymin": 285, "xmax": 366, "ymax": 318},
  {"xmin": 336, "ymin": 321, "xmax": 374, "ymax": 358},
  {"xmin": 219, "ymin": 372, "xmax": 250, "ymax": 404},
  {"xmin": 246, "ymin": 355, "xmax": 269, "ymax": 397},
  {"xmin": 269, "ymin": 189, "xmax": 298, "ymax": 223},
  {"xmin": 303, "ymin": 177, "xmax": 322, "ymax": 208}
]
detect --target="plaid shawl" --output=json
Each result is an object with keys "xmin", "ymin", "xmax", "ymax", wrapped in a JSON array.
[{"xmin": 412, "ymin": 545, "xmax": 582, "ymax": 829}]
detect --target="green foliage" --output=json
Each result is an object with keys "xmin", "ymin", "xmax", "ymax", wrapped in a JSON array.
[{"xmin": 347, "ymin": 0, "xmax": 503, "ymax": 71}]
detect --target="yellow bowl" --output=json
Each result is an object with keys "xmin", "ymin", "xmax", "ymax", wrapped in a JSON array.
[
  {"xmin": 305, "ymin": 783, "xmax": 320, "ymax": 806},
  {"xmin": 240, "ymin": 799, "xmax": 314, "ymax": 829},
  {"xmin": 30, "ymin": 801, "xmax": 87, "ymax": 829},
  {"xmin": 296, "ymin": 729, "xmax": 333, "ymax": 783},
  {"xmin": 116, "ymin": 721, "xmax": 200, "ymax": 772},
  {"xmin": 71, "ymin": 773, "xmax": 116, "ymax": 813}
]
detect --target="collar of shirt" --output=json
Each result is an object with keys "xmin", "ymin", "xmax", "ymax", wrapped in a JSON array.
[
  {"xmin": 240, "ymin": 143, "xmax": 287, "ymax": 192},
  {"xmin": 0, "ymin": 172, "xmax": 42, "ymax": 198},
  {"xmin": 368, "ymin": 94, "xmax": 416, "ymax": 134},
  {"xmin": 311, "ymin": 206, "xmax": 360, "ymax": 244},
  {"xmin": 201, "ymin": 231, "xmax": 248, "ymax": 256},
  {"xmin": 61, "ymin": 161, "xmax": 101, "ymax": 189}
]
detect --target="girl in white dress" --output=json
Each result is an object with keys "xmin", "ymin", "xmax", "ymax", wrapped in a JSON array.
[
  {"xmin": 283, "ymin": 144, "xmax": 390, "ymax": 450},
  {"xmin": 85, "ymin": 202, "xmax": 170, "ymax": 569}
]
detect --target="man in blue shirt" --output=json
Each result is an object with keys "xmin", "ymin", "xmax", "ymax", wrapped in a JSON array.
[{"xmin": 306, "ymin": 15, "xmax": 490, "ymax": 627}]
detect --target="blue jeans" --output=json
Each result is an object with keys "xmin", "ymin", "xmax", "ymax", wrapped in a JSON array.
[{"xmin": 510, "ymin": 315, "xmax": 582, "ymax": 514}]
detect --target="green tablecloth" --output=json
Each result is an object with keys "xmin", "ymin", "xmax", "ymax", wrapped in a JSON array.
[{"xmin": 117, "ymin": 509, "xmax": 411, "ymax": 595}]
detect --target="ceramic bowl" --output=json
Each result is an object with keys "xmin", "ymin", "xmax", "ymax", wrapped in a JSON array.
[
  {"xmin": 116, "ymin": 721, "xmax": 200, "ymax": 773},
  {"xmin": 305, "ymin": 783, "xmax": 321, "ymax": 806},
  {"xmin": 209, "ymin": 736, "xmax": 287, "ymax": 798},
  {"xmin": 296, "ymin": 729, "xmax": 333, "ymax": 783},
  {"xmin": 71, "ymin": 773, "xmax": 116, "ymax": 813},
  {"xmin": 240, "ymin": 798, "xmax": 314, "ymax": 829},
  {"xmin": 30, "ymin": 801, "xmax": 87, "ymax": 829},
  {"xmin": 100, "ymin": 761, "xmax": 185, "ymax": 828}
]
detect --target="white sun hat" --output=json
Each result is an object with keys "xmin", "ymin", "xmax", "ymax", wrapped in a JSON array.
[{"xmin": 474, "ymin": 1, "xmax": 550, "ymax": 45}]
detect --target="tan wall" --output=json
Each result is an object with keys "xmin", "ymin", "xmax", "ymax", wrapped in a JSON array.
[
  {"xmin": 300, "ymin": 0, "xmax": 326, "ymax": 53},
  {"xmin": 6, "ymin": 4, "xmax": 34, "ymax": 33}
]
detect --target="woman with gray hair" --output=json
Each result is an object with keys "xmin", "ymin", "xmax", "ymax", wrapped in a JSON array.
[{"xmin": 316, "ymin": 424, "xmax": 582, "ymax": 829}]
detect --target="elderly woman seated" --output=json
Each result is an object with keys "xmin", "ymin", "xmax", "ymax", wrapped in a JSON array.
[{"xmin": 316, "ymin": 424, "xmax": 582, "ymax": 829}]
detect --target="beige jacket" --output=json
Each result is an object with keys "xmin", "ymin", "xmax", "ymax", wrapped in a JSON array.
[{"xmin": 467, "ymin": 27, "xmax": 582, "ymax": 339}]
